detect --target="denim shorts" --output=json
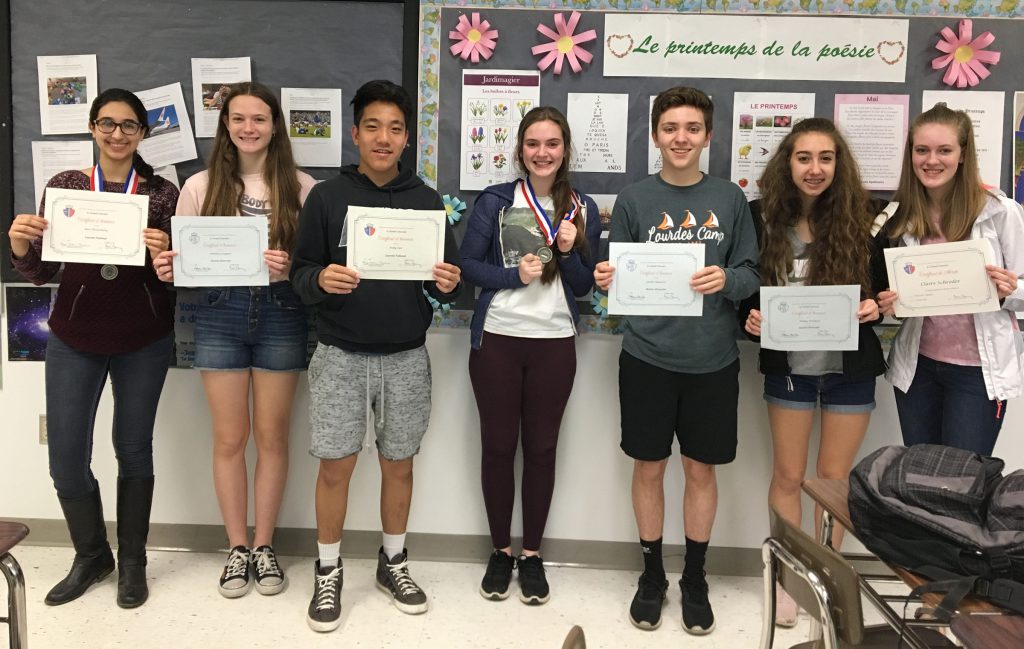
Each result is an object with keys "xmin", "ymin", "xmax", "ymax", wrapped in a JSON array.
[
  {"xmin": 193, "ymin": 283, "xmax": 308, "ymax": 372},
  {"xmin": 763, "ymin": 373, "xmax": 876, "ymax": 414}
]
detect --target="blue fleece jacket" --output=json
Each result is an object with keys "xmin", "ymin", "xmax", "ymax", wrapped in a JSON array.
[{"xmin": 460, "ymin": 181, "xmax": 602, "ymax": 349}]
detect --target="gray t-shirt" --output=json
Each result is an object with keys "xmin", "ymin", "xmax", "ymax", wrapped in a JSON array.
[
  {"xmin": 785, "ymin": 228, "xmax": 843, "ymax": 376},
  {"xmin": 610, "ymin": 174, "xmax": 759, "ymax": 373}
]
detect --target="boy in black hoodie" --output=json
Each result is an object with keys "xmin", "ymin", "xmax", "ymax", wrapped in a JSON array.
[{"xmin": 290, "ymin": 80, "xmax": 461, "ymax": 633}]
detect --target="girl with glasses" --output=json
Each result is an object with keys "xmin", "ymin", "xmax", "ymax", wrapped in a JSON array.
[
  {"xmin": 153, "ymin": 82, "xmax": 315, "ymax": 599},
  {"xmin": 8, "ymin": 88, "xmax": 178, "ymax": 609}
]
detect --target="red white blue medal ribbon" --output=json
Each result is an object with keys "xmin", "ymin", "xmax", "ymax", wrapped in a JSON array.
[
  {"xmin": 519, "ymin": 178, "xmax": 580, "ymax": 246},
  {"xmin": 90, "ymin": 165, "xmax": 139, "ymax": 194}
]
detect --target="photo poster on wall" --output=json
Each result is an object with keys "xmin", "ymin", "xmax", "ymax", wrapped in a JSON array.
[
  {"xmin": 5, "ymin": 285, "xmax": 55, "ymax": 362},
  {"xmin": 731, "ymin": 92, "xmax": 815, "ymax": 201},
  {"xmin": 459, "ymin": 70, "xmax": 541, "ymax": 191},
  {"xmin": 1014, "ymin": 92, "xmax": 1024, "ymax": 204},
  {"xmin": 282, "ymin": 88, "xmax": 343, "ymax": 168},
  {"xmin": 191, "ymin": 57, "xmax": 252, "ymax": 138},
  {"xmin": 922, "ymin": 90, "xmax": 1005, "ymax": 192},
  {"xmin": 135, "ymin": 83, "xmax": 198, "ymax": 168},
  {"xmin": 37, "ymin": 54, "xmax": 98, "ymax": 135},
  {"xmin": 834, "ymin": 94, "xmax": 910, "ymax": 192}
]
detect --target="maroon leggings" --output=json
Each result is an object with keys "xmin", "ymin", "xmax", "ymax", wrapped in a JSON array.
[{"xmin": 469, "ymin": 332, "xmax": 577, "ymax": 552}]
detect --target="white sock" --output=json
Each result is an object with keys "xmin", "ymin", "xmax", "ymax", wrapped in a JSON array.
[
  {"xmin": 382, "ymin": 532, "xmax": 406, "ymax": 561},
  {"xmin": 318, "ymin": 541, "xmax": 341, "ymax": 568}
]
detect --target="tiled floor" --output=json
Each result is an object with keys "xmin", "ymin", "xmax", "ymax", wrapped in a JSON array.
[{"xmin": 7, "ymin": 545, "xmax": 817, "ymax": 649}]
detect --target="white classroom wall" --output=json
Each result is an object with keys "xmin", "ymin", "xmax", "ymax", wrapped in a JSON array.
[{"xmin": 2, "ymin": 320, "xmax": 1022, "ymax": 551}]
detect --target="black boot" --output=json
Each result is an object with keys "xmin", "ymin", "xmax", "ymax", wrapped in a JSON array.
[
  {"xmin": 116, "ymin": 476, "xmax": 154, "ymax": 608},
  {"xmin": 45, "ymin": 490, "xmax": 115, "ymax": 605}
]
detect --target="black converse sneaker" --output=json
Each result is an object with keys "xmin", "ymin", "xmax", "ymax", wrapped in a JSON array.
[
  {"xmin": 375, "ymin": 547, "xmax": 428, "ymax": 614},
  {"xmin": 306, "ymin": 559, "xmax": 343, "ymax": 633},
  {"xmin": 628, "ymin": 570, "xmax": 668, "ymax": 630},
  {"xmin": 479, "ymin": 550, "xmax": 515, "ymax": 600},
  {"xmin": 516, "ymin": 555, "xmax": 550, "ymax": 605},
  {"xmin": 251, "ymin": 545, "xmax": 285, "ymax": 595},
  {"xmin": 218, "ymin": 546, "xmax": 252, "ymax": 598},
  {"xmin": 680, "ymin": 572, "xmax": 716, "ymax": 635}
]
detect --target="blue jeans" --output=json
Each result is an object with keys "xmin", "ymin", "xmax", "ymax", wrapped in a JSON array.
[
  {"xmin": 45, "ymin": 333, "xmax": 172, "ymax": 499},
  {"xmin": 894, "ymin": 354, "xmax": 1006, "ymax": 456}
]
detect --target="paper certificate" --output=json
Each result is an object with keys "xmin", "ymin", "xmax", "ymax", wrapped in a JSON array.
[
  {"xmin": 607, "ymin": 242, "xmax": 704, "ymax": 316},
  {"xmin": 171, "ymin": 216, "xmax": 268, "ymax": 287},
  {"xmin": 345, "ymin": 207, "xmax": 445, "ymax": 281},
  {"xmin": 41, "ymin": 188, "xmax": 148, "ymax": 266},
  {"xmin": 884, "ymin": 240, "xmax": 999, "ymax": 318},
  {"xmin": 760, "ymin": 285, "xmax": 859, "ymax": 352}
]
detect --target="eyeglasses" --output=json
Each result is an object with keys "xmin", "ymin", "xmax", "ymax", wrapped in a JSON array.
[{"xmin": 92, "ymin": 118, "xmax": 143, "ymax": 136}]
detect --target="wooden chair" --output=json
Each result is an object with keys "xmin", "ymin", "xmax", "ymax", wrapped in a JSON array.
[
  {"xmin": 0, "ymin": 521, "xmax": 29, "ymax": 649},
  {"xmin": 760, "ymin": 508, "xmax": 954, "ymax": 649},
  {"xmin": 560, "ymin": 625, "xmax": 586, "ymax": 649}
]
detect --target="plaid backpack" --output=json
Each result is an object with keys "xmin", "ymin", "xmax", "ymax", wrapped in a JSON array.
[{"xmin": 848, "ymin": 444, "xmax": 1024, "ymax": 620}]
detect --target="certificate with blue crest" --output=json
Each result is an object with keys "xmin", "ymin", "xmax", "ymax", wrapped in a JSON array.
[
  {"xmin": 883, "ymin": 239, "xmax": 999, "ymax": 318},
  {"xmin": 171, "ymin": 216, "xmax": 268, "ymax": 287},
  {"xmin": 42, "ymin": 188, "xmax": 148, "ymax": 265},
  {"xmin": 345, "ymin": 206, "xmax": 445, "ymax": 281}
]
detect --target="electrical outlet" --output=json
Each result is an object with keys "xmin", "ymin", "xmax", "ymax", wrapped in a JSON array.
[{"xmin": 39, "ymin": 414, "xmax": 48, "ymax": 444}]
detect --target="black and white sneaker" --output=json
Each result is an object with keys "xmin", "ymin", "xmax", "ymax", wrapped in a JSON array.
[
  {"xmin": 375, "ymin": 547, "xmax": 428, "ymax": 615},
  {"xmin": 251, "ymin": 545, "xmax": 285, "ymax": 595},
  {"xmin": 680, "ymin": 572, "xmax": 716, "ymax": 635},
  {"xmin": 218, "ymin": 546, "xmax": 252, "ymax": 598},
  {"xmin": 628, "ymin": 570, "xmax": 668, "ymax": 630},
  {"xmin": 307, "ymin": 560, "xmax": 343, "ymax": 633},
  {"xmin": 517, "ymin": 555, "xmax": 550, "ymax": 605},
  {"xmin": 479, "ymin": 550, "xmax": 515, "ymax": 600}
]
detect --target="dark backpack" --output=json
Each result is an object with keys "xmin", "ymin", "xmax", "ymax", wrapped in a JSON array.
[{"xmin": 848, "ymin": 444, "xmax": 1024, "ymax": 620}]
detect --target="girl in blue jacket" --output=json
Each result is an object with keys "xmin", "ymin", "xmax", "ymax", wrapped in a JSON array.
[{"xmin": 460, "ymin": 106, "xmax": 600, "ymax": 606}]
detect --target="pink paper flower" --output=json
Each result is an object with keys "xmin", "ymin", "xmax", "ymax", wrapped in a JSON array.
[
  {"xmin": 932, "ymin": 19, "xmax": 1000, "ymax": 88},
  {"xmin": 531, "ymin": 11, "xmax": 598, "ymax": 75},
  {"xmin": 449, "ymin": 12, "xmax": 498, "ymax": 64}
]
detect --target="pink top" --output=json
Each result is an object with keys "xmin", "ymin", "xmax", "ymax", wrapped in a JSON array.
[{"xmin": 917, "ymin": 222, "xmax": 982, "ymax": 367}]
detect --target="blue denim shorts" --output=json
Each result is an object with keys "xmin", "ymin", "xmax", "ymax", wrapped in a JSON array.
[
  {"xmin": 193, "ymin": 283, "xmax": 308, "ymax": 372},
  {"xmin": 763, "ymin": 373, "xmax": 876, "ymax": 414}
]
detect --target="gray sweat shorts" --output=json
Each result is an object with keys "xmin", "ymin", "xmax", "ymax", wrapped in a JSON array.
[{"xmin": 308, "ymin": 342, "xmax": 432, "ymax": 461}]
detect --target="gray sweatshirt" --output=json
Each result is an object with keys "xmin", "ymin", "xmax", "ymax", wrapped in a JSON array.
[{"xmin": 610, "ymin": 173, "xmax": 759, "ymax": 373}]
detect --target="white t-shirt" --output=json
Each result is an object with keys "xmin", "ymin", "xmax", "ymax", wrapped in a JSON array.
[{"xmin": 483, "ymin": 192, "xmax": 574, "ymax": 338}]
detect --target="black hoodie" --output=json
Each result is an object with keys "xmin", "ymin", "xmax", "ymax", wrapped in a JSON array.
[{"xmin": 290, "ymin": 165, "xmax": 461, "ymax": 354}]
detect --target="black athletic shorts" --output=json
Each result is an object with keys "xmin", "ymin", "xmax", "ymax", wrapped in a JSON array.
[{"xmin": 618, "ymin": 350, "xmax": 739, "ymax": 464}]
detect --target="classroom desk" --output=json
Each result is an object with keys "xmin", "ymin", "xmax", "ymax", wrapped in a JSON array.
[
  {"xmin": 802, "ymin": 478, "xmax": 1024, "ymax": 649},
  {"xmin": 950, "ymin": 614, "xmax": 1024, "ymax": 649}
]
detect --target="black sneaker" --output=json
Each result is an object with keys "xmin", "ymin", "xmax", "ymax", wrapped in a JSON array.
[
  {"xmin": 479, "ymin": 550, "xmax": 515, "ymax": 600},
  {"xmin": 376, "ymin": 547, "xmax": 428, "ymax": 615},
  {"xmin": 251, "ymin": 545, "xmax": 285, "ymax": 595},
  {"xmin": 517, "ymin": 555, "xmax": 550, "ymax": 605},
  {"xmin": 306, "ymin": 560, "xmax": 343, "ymax": 633},
  {"xmin": 217, "ymin": 546, "xmax": 251, "ymax": 598},
  {"xmin": 680, "ymin": 572, "xmax": 716, "ymax": 635},
  {"xmin": 628, "ymin": 570, "xmax": 668, "ymax": 630}
]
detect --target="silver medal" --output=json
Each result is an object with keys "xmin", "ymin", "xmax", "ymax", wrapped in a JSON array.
[
  {"xmin": 100, "ymin": 264, "xmax": 119, "ymax": 280},
  {"xmin": 537, "ymin": 247, "xmax": 553, "ymax": 263}
]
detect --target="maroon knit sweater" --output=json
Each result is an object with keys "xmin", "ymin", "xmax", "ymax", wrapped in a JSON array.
[{"xmin": 11, "ymin": 170, "xmax": 179, "ymax": 354}]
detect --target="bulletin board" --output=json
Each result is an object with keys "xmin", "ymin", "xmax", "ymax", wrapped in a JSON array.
[
  {"xmin": 417, "ymin": 1, "xmax": 1024, "ymax": 327},
  {"xmin": 1, "ymin": 0, "xmax": 406, "ymax": 282}
]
